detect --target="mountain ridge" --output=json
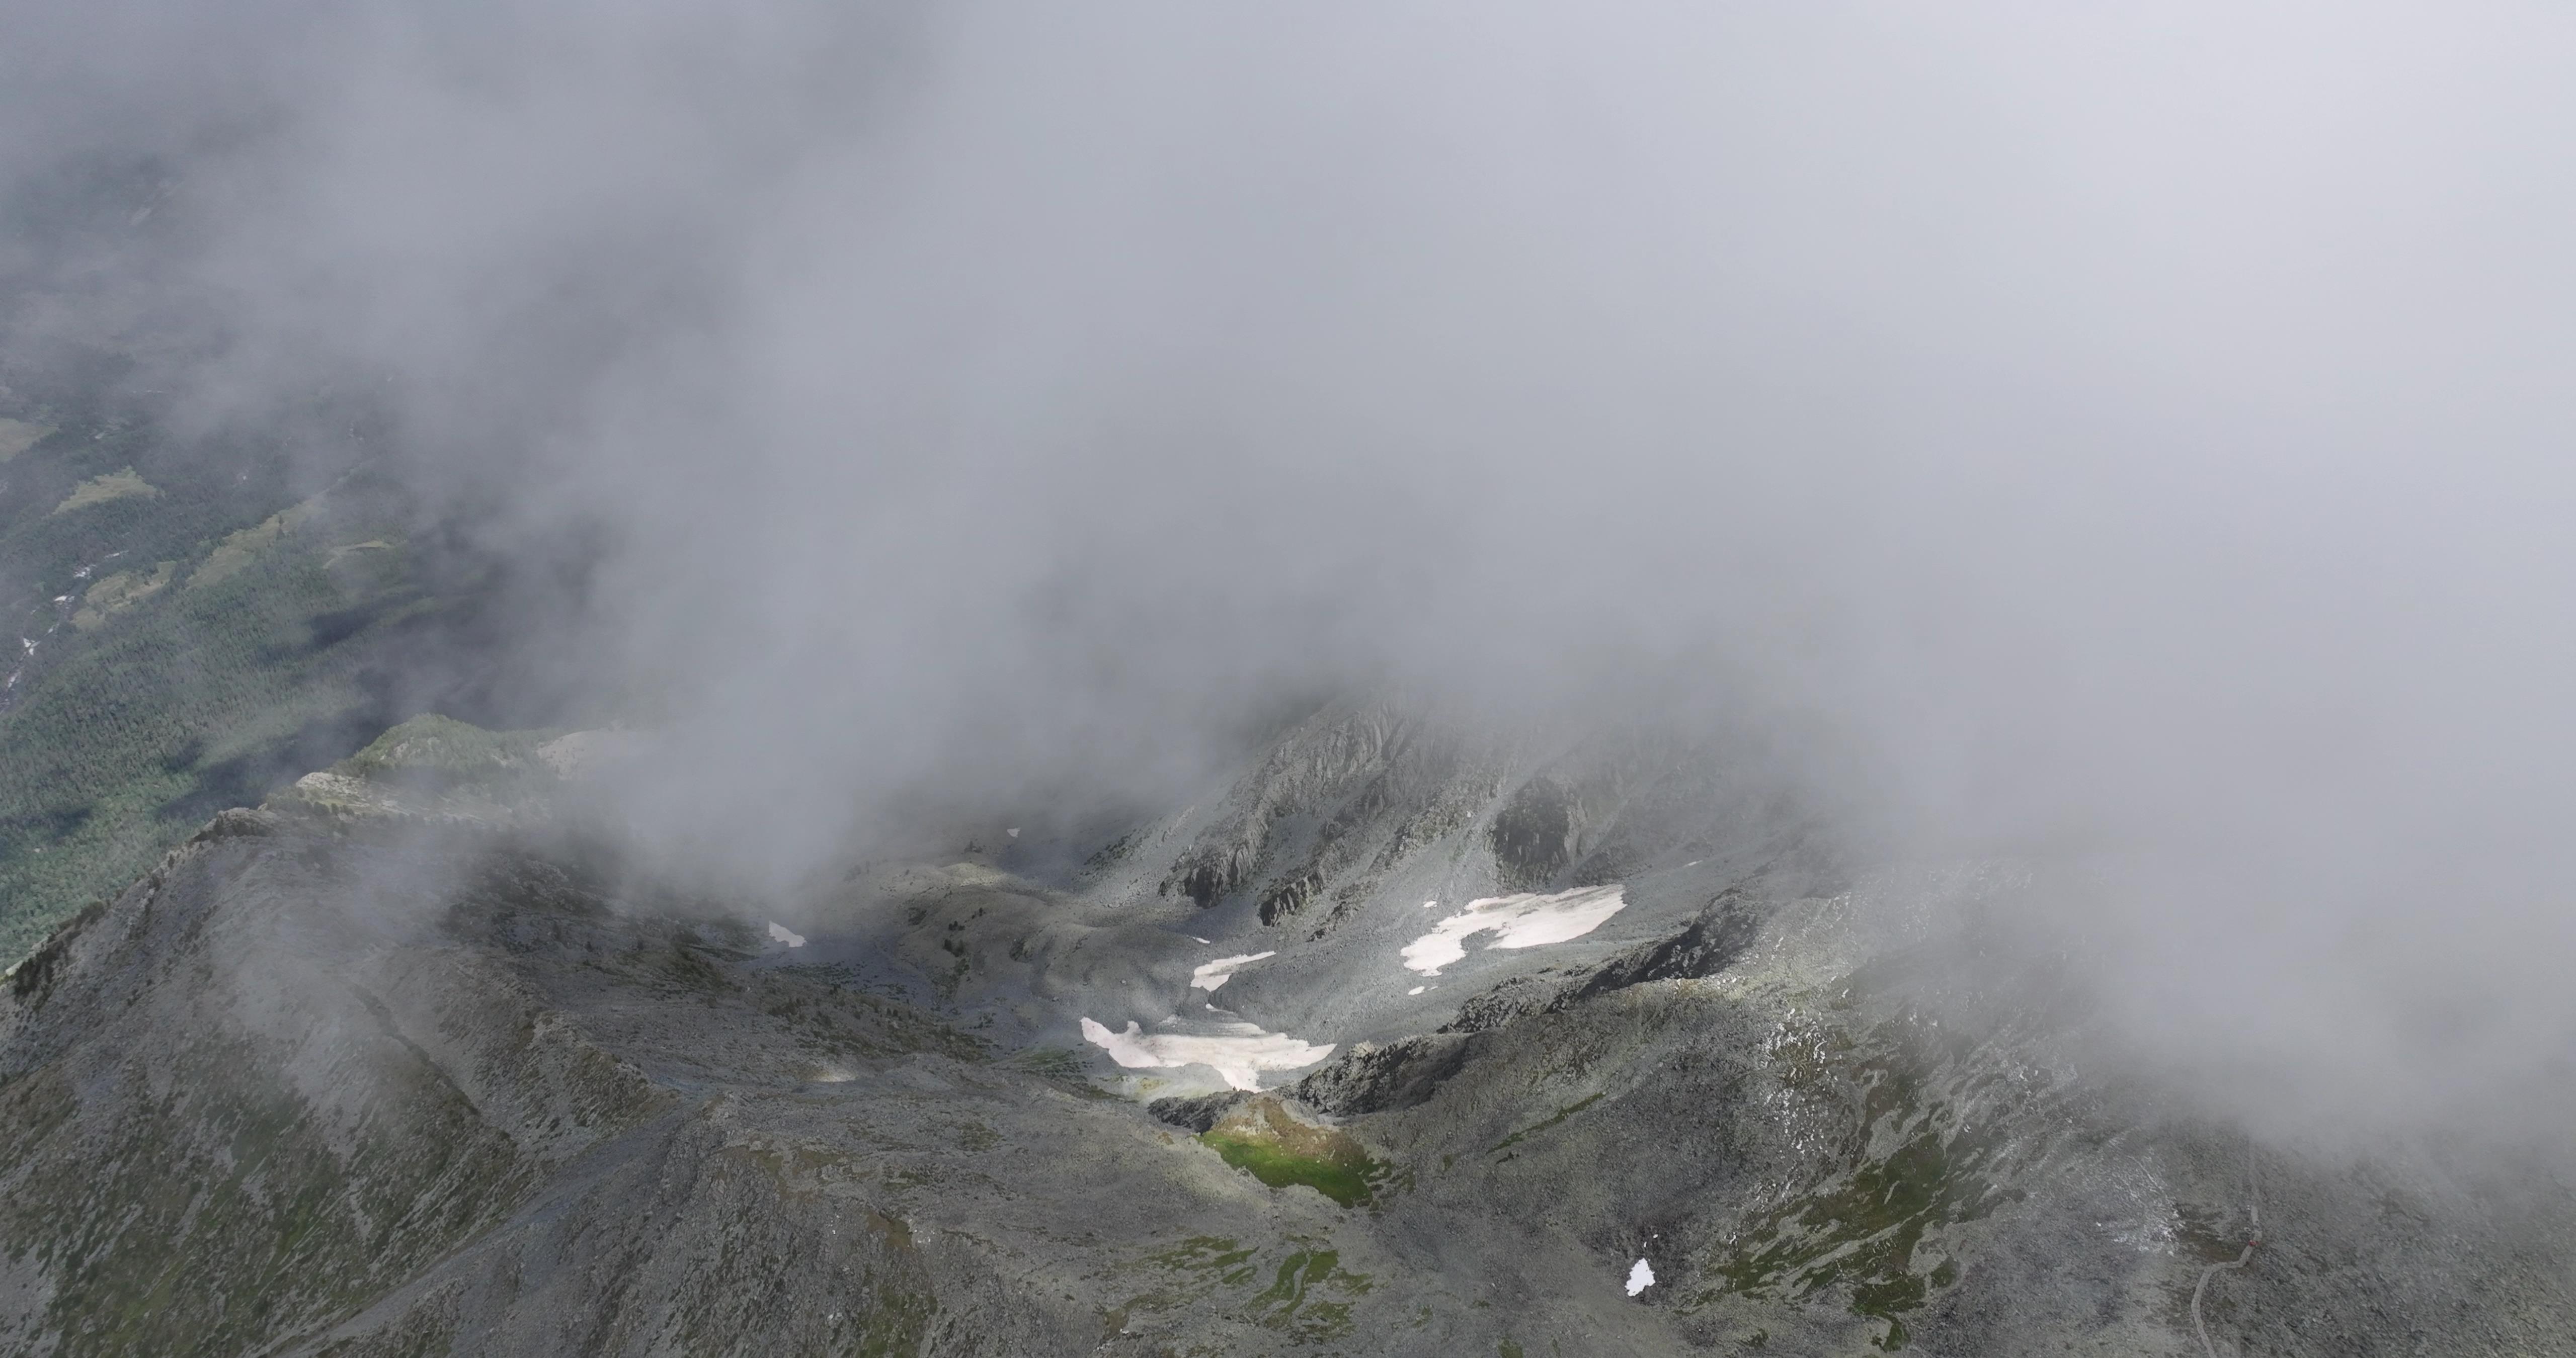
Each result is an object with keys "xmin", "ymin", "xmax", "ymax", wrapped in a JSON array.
[{"xmin": 4, "ymin": 708, "xmax": 2571, "ymax": 1355}]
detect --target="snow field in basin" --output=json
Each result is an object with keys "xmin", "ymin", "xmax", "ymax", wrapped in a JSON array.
[
  {"xmin": 1400, "ymin": 885, "xmax": 1628, "ymax": 976},
  {"xmin": 1079, "ymin": 1017, "xmax": 1336, "ymax": 1091}
]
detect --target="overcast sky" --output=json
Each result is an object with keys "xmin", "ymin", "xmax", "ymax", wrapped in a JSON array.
[{"xmin": 8, "ymin": 1, "xmax": 2576, "ymax": 1146}]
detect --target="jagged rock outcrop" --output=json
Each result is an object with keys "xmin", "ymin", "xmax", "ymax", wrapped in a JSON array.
[
  {"xmin": 1156, "ymin": 703, "xmax": 1496, "ymax": 938},
  {"xmin": 1293, "ymin": 1035, "xmax": 1472, "ymax": 1117}
]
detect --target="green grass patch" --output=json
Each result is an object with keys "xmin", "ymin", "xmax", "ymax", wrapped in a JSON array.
[
  {"xmin": 1701, "ymin": 1012, "xmax": 2016, "ymax": 1352},
  {"xmin": 70, "ymin": 562, "xmax": 174, "ymax": 629},
  {"xmin": 1125, "ymin": 1235, "xmax": 1373, "ymax": 1340},
  {"xmin": 1202, "ymin": 1129, "xmax": 1379, "ymax": 1208},
  {"xmin": 1200, "ymin": 1096, "xmax": 1385, "ymax": 1208},
  {"xmin": 0, "ymin": 417, "xmax": 53, "ymax": 461},
  {"xmin": 48, "ymin": 468, "xmax": 158, "ymax": 515},
  {"xmin": 1249, "ymin": 1246, "xmax": 1372, "ymax": 1341}
]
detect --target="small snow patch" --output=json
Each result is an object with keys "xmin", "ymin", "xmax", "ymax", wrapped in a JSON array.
[
  {"xmin": 1407, "ymin": 986, "xmax": 1425, "ymax": 996},
  {"xmin": 1006, "ymin": 827, "xmax": 1020, "ymax": 837},
  {"xmin": 1400, "ymin": 884, "xmax": 1629, "ymax": 976},
  {"xmin": 1190, "ymin": 951, "xmax": 1275, "ymax": 992},
  {"xmin": 1627, "ymin": 1258, "xmax": 1655, "ymax": 1296},
  {"xmin": 767, "ymin": 921, "xmax": 806, "ymax": 948}
]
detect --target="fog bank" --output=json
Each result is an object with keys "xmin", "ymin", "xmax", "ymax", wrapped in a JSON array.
[{"xmin": 9, "ymin": 2, "xmax": 2576, "ymax": 1144}]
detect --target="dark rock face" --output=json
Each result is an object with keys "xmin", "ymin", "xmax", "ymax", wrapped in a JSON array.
[
  {"xmin": 1489, "ymin": 776, "xmax": 1579, "ymax": 888},
  {"xmin": 1154, "ymin": 703, "xmax": 1489, "ymax": 933},
  {"xmin": 1146, "ymin": 1089, "xmax": 1247, "ymax": 1133},
  {"xmin": 1439, "ymin": 894, "xmax": 1763, "ymax": 1037},
  {"xmin": 1254, "ymin": 868, "xmax": 1321, "ymax": 926},
  {"xmin": 1293, "ymin": 1034, "xmax": 1473, "ymax": 1116},
  {"xmin": 1441, "ymin": 975, "xmax": 1560, "ymax": 1035},
  {"xmin": 1557, "ymin": 890, "xmax": 1762, "ymax": 1002},
  {"xmin": 1158, "ymin": 704, "xmax": 1417, "ymax": 908}
]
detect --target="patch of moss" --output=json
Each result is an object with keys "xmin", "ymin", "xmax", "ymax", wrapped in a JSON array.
[
  {"xmin": 1249, "ymin": 1247, "xmax": 1372, "ymax": 1341},
  {"xmin": 1148, "ymin": 1235, "xmax": 1262, "ymax": 1287},
  {"xmin": 1204, "ymin": 1132, "xmax": 1377, "ymax": 1208},
  {"xmin": 1125, "ymin": 1235, "xmax": 1374, "ymax": 1341},
  {"xmin": 1201, "ymin": 1098, "xmax": 1382, "ymax": 1208},
  {"xmin": 1703, "ymin": 1012, "xmax": 2013, "ymax": 1350}
]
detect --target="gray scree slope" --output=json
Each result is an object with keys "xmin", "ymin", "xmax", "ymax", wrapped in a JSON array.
[{"xmin": 3, "ymin": 704, "xmax": 2569, "ymax": 1355}]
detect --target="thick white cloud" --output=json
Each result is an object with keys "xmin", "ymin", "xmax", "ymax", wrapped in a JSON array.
[{"xmin": 9, "ymin": 1, "xmax": 2576, "ymax": 1143}]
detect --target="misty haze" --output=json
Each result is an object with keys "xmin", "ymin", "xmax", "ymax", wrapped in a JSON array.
[{"xmin": 3, "ymin": 4, "xmax": 2572, "ymax": 1355}]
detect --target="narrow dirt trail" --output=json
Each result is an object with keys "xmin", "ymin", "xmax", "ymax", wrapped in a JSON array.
[{"xmin": 2191, "ymin": 1158, "xmax": 2262, "ymax": 1358}]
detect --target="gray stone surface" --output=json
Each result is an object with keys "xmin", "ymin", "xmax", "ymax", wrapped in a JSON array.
[{"xmin": 3, "ymin": 706, "xmax": 2571, "ymax": 1355}]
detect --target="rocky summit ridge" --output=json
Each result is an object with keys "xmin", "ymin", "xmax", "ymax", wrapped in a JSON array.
[{"xmin": 3, "ymin": 704, "xmax": 2571, "ymax": 1356}]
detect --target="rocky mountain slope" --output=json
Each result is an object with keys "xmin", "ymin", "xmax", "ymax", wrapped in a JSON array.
[{"xmin": 4, "ymin": 706, "xmax": 2571, "ymax": 1356}]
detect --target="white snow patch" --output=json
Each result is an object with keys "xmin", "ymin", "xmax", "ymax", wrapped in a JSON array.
[
  {"xmin": 1627, "ymin": 1258, "xmax": 1655, "ymax": 1296},
  {"xmin": 1407, "ymin": 986, "xmax": 1425, "ymax": 996},
  {"xmin": 766, "ymin": 921, "xmax": 806, "ymax": 948},
  {"xmin": 1422, "ymin": 899, "xmax": 1439, "ymax": 908},
  {"xmin": 1190, "ymin": 951, "xmax": 1276, "ymax": 992},
  {"xmin": 1078, "ymin": 1017, "xmax": 1334, "ymax": 1091},
  {"xmin": 1400, "ymin": 884, "xmax": 1629, "ymax": 976},
  {"xmin": 1006, "ymin": 827, "xmax": 1020, "ymax": 838}
]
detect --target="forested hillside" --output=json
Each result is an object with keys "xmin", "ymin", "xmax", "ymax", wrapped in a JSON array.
[{"xmin": 0, "ymin": 353, "xmax": 578, "ymax": 961}]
